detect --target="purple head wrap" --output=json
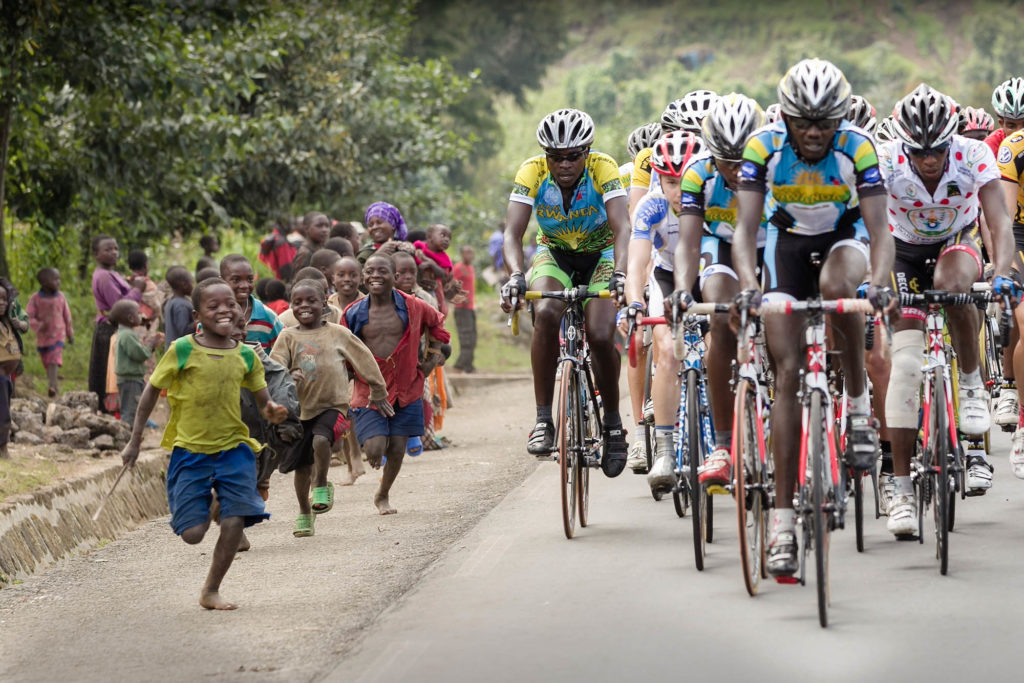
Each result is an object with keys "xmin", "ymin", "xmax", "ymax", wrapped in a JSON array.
[{"xmin": 363, "ymin": 201, "xmax": 408, "ymax": 241}]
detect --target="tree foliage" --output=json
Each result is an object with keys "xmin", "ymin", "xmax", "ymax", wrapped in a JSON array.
[{"xmin": 1, "ymin": 0, "xmax": 471, "ymax": 278}]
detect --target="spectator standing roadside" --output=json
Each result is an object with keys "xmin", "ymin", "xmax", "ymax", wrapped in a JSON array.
[
  {"xmin": 27, "ymin": 268, "xmax": 73, "ymax": 397},
  {"xmin": 452, "ymin": 246, "xmax": 477, "ymax": 373}
]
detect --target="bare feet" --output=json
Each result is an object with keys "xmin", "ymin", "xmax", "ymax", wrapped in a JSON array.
[
  {"xmin": 199, "ymin": 589, "xmax": 238, "ymax": 610},
  {"xmin": 237, "ymin": 532, "xmax": 251, "ymax": 552},
  {"xmin": 338, "ymin": 469, "xmax": 363, "ymax": 486},
  {"xmin": 374, "ymin": 492, "xmax": 397, "ymax": 515}
]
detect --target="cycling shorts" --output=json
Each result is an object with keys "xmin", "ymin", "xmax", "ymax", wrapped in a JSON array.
[
  {"xmin": 762, "ymin": 221, "xmax": 869, "ymax": 301},
  {"xmin": 891, "ymin": 227, "xmax": 983, "ymax": 322},
  {"xmin": 1011, "ymin": 223, "xmax": 1024, "ymax": 276},
  {"xmin": 698, "ymin": 235, "xmax": 766, "ymax": 295},
  {"xmin": 530, "ymin": 244, "xmax": 614, "ymax": 292}
]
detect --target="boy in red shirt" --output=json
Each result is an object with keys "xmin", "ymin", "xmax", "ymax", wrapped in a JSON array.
[{"xmin": 451, "ymin": 245, "xmax": 476, "ymax": 373}]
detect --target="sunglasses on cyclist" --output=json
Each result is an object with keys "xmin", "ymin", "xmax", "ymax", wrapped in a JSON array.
[
  {"xmin": 906, "ymin": 142, "xmax": 950, "ymax": 158},
  {"xmin": 787, "ymin": 116, "xmax": 841, "ymax": 132},
  {"xmin": 545, "ymin": 149, "xmax": 588, "ymax": 163}
]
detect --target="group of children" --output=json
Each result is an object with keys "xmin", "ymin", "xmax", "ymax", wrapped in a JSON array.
[{"xmin": 111, "ymin": 200, "xmax": 460, "ymax": 610}]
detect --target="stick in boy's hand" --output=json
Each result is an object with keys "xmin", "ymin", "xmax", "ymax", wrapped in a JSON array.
[
  {"xmin": 262, "ymin": 399, "xmax": 289, "ymax": 424},
  {"xmin": 121, "ymin": 443, "xmax": 141, "ymax": 470}
]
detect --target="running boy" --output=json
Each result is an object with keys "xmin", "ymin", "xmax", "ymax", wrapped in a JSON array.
[
  {"xmin": 27, "ymin": 267, "xmax": 73, "ymax": 397},
  {"xmin": 343, "ymin": 254, "xmax": 450, "ymax": 515},
  {"xmin": 120, "ymin": 277, "xmax": 288, "ymax": 610},
  {"xmin": 220, "ymin": 253, "xmax": 283, "ymax": 352},
  {"xmin": 271, "ymin": 278, "xmax": 389, "ymax": 536},
  {"xmin": 163, "ymin": 266, "xmax": 194, "ymax": 344}
]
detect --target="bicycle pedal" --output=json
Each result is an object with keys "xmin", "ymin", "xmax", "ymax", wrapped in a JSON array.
[
  {"xmin": 895, "ymin": 533, "xmax": 919, "ymax": 542},
  {"xmin": 631, "ymin": 467, "xmax": 650, "ymax": 475},
  {"xmin": 1001, "ymin": 424, "xmax": 1016, "ymax": 433},
  {"xmin": 706, "ymin": 484, "xmax": 730, "ymax": 496},
  {"xmin": 774, "ymin": 576, "xmax": 799, "ymax": 585}
]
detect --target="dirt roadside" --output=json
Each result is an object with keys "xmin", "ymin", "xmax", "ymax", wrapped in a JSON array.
[{"xmin": 0, "ymin": 380, "xmax": 537, "ymax": 683}]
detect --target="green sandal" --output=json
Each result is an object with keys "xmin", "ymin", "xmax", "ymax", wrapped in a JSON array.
[
  {"xmin": 293, "ymin": 513, "xmax": 315, "ymax": 537},
  {"xmin": 311, "ymin": 482, "xmax": 335, "ymax": 514}
]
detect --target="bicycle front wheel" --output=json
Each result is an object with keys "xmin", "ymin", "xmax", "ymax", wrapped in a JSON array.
[
  {"xmin": 687, "ymin": 371, "xmax": 707, "ymax": 571},
  {"xmin": 933, "ymin": 373, "xmax": 950, "ymax": 574},
  {"xmin": 578, "ymin": 371, "xmax": 600, "ymax": 528},
  {"xmin": 734, "ymin": 380, "xmax": 764, "ymax": 596},
  {"xmin": 557, "ymin": 360, "xmax": 579, "ymax": 539},
  {"xmin": 810, "ymin": 393, "xmax": 831, "ymax": 628}
]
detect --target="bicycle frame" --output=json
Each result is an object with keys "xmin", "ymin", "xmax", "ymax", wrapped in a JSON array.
[{"xmin": 919, "ymin": 307, "xmax": 958, "ymax": 479}]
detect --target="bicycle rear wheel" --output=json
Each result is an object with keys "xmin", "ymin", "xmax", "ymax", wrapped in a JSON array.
[
  {"xmin": 643, "ymin": 345, "xmax": 654, "ymax": 476},
  {"xmin": 734, "ymin": 380, "xmax": 764, "ymax": 596},
  {"xmin": 687, "ymin": 371, "xmax": 707, "ymax": 570},
  {"xmin": 557, "ymin": 360, "xmax": 578, "ymax": 539},
  {"xmin": 810, "ymin": 394, "xmax": 831, "ymax": 628},
  {"xmin": 853, "ymin": 471, "xmax": 864, "ymax": 553},
  {"xmin": 933, "ymin": 374, "xmax": 950, "ymax": 574}
]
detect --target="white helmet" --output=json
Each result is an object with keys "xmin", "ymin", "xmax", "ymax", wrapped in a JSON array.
[
  {"xmin": 777, "ymin": 58, "xmax": 852, "ymax": 120},
  {"xmin": 874, "ymin": 116, "xmax": 898, "ymax": 145},
  {"xmin": 892, "ymin": 83, "xmax": 959, "ymax": 149},
  {"xmin": 536, "ymin": 108, "xmax": 595, "ymax": 149},
  {"xmin": 992, "ymin": 78, "xmax": 1024, "ymax": 119},
  {"xmin": 848, "ymin": 95, "xmax": 877, "ymax": 133},
  {"xmin": 701, "ymin": 93, "xmax": 765, "ymax": 161},
  {"xmin": 650, "ymin": 131, "xmax": 706, "ymax": 177},
  {"xmin": 662, "ymin": 89, "xmax": 719, "ymax": 133},
  {"xmin": 764, "ymin": 103, "xmax": 782, "ymax": 123},
  {"xmin": 626, "ymin": 122, "xmax": 663, "ymax": 158}
]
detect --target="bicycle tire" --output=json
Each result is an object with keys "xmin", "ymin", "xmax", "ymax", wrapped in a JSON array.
[
  {"xmin": 578, "ymin": 369, "xmax": 599, "ymax": 528},
  {"xmin": 687, "ymin": 371, "xmax": 706, "ymax": 571},
  {"xmin": 734, "ymin": 380, "xmax": 763, "ymax": 596},
  {"xmin": 854, "ymin": 471, "xmax": 864, "ymax": 553},
  {"xmin": 557, "ymin": 360, "xmax": 578, "ymax": 539},
  {"xmin": 810, "ymin": 393, "xmax": 831, "ymax": 628},
  {"xmin": 643, "ymin": 346, "xmax": 654, "ymax": 475},
  {"xmin": 672, "ymin": 479, "xmax": 687, "ymax": 517},
  {"xmin": 933, "ymin": 373, "xmax": 950, "ymax": 574}
]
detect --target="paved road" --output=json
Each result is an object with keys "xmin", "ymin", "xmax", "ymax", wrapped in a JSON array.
[{"xmin": 328, "ymin": 428, "xmax": 1024, "ymax": 683}]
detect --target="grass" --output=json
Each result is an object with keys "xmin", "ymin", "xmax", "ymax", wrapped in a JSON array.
[
  {"xmin": 0, "ymin": 456, "xmax": 60, "ymax": 502},
  {"xmin": 445, "ymin": 286, "xmax": 531, "ymax": 374}
]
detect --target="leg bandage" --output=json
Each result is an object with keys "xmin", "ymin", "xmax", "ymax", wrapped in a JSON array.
[{"xmin": 885, "ymin": 329, "xmax": 926, "ymax": 429}]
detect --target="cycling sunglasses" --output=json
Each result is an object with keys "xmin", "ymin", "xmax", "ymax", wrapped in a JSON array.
[
  {"xmin": 546, "ymin": 149, "xmax": 588, "ymax": 163},
  {"xmin": 906, "ymin": 142, "xmax": 950, "ymax": 158},
  {"xmin": 788, "ymin": 116, "xmax": 841, "ymax": 132}
]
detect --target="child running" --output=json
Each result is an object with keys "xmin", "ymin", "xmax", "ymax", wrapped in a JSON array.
[
  {"xmin": 220, "ymin": 254, "xmax": 283, "ymax": 352},
  {"xmin": 120, "ymin": 277, "xmax": 288, "ymax": 610},
  {"xmin": 343, "ymin": 254, "xmax": 450, "ymax": 515},
  {"xmin": 26, "ymin": 268, "xmax": 73, "ymax": 397},
  {"xmin": 270, "ymin": 278, "xmax": 389, "ymax": 536},
  {"xmin": 163, "ymin": 266, "xmax": 195, "ymax": 344},
  {"xmin": 328, "ymin": 257, "xmax": 363, "ymax": 312}
]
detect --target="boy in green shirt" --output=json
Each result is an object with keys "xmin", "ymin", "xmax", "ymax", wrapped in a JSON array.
[
  {"xmin": 110, "ymin": 299, "xmax": 163, "ymax": 426},
  {"xmin": 120, "ymin": 278, "xmax": 288, "ymax": 610}
]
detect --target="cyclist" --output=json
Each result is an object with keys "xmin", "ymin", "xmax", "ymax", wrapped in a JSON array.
[
  {"xmin": 622, "ymin": 122, "xmax": 662, "ymax": 191},
  {"xmin": 731, "ymin": 58, "xmax": 895, "ymax": 577},
  {"xmin": 764, "ymin": 103, "xmax": 782, "ymax": 124},
  {"xmin": 961, "ymin": 106, "xmax": 995, "ymax": 142},
  {"xmin": 629, "ymin": 90, "xmax": 719, "ymax": 211},
  {"xmin": 500, "ymin": 108, "xmax": 632, "ymax": 477},
  {"xmin": 848, "ymin": 94, "xmax": 878, "ymax": 134},
  {"xmin": 668, "ymin": 93, "xmax": 766, "ymax": 491},
  {"xmin": 879, "ymin": 85, "xmax": 1015, "ymax": 535},
  {"xmin": 624, "ymin": 131, "xmax": 707, "ymax": 493},
  {"xmin": 996, "ymin": 106, "xmax": 1024, "ymax": 477}
]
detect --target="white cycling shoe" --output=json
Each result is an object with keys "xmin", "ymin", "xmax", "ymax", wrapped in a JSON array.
[
  {"xmin": 886, "ymin": 494, "xmax": 918, "ymax": 538},
  {"xmin": 627, "ymin": 439, "xmax": 649, "ymax": 473},
  {"xmin": 646, "ymin": 453, "xmax": 676, "ymax": 494},
  {"xmin": 958, "ymin": 384, "xmax": 991, "ymax": 436},
  {"xmin": 1010, "ymin": 428, "xmax": 1024, "ymax": 479},
  {"xmin": 966, "ymin": 456, "xmax": 993, "ymax": 495},
  {"xmin": 877, "ymin": 473, "xmax": 895, "ymax": 514},
  {"xmin": 995, "ymin": 388, "xmax": 1018, "ymax": 430}
]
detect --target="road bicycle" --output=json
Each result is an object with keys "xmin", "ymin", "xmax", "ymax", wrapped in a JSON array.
[
  {"xmin": 511, "ymin": 286, "xmax": 610, "ymax": 539},
  {"xmin": 760, "ymin": 296, "xmax": 874, "ymax": 627}
]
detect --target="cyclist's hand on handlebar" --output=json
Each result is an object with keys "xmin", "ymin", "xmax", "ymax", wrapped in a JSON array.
[
  {"xmin": 992, "ymin": 275, "xmax": 1020, "ymax": 310},
  {"xmin": 729, "ymin": 288, "xmax": 762, "ymax": 333},
  {"xmin": 499, "ymin": 271, "xmax": 528, "ymax": 313},
  {"xmin": 618, "ymin": 301, "xmax": 644, "ymax": 335},
  {"xmin": 665, "ymin": 289, "xmax": 694, "ymax": 325},
  {"xmin": 607, "ymin": 270, "xmax": 627, "ymax": 306},
  {"xmin": 865, "ymin": 284, "xmax": 898, "ymax": 317}
]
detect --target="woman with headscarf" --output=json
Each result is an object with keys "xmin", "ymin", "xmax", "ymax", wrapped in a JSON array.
[{"xmin": 356, "ymin": 201, "xmax": 413, "ymax": 265}]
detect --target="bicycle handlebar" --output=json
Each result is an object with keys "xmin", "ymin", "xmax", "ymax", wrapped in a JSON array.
[
  {"xmin": 758, "ymin": 298, "xmax": 875, "ymax": 315},
  {"xmin": 897, "ymin": 290, "xmax": 994, "ymax": 307}
]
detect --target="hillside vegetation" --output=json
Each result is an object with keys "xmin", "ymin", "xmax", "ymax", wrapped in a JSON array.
[{"xmin": 475, "ymin": 0, "xmax": 1024, "ymax": 202}]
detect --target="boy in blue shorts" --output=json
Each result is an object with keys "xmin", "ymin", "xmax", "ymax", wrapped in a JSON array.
[
  {"xmin": 343, "ymin": 254, "xmax": 449, "ymax": 515},
  {"xmin": 120, "ymin": 277, "xmax": 288, "ymax": 610}
]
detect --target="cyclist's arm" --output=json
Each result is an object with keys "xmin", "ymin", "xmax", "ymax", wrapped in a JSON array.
[
  {"xmin": 861, "ymin": 193, "xmax": 893, "ymax": 288},
  {"xmin": 624, "ymin": 240, "xmax": 651, "ymax": 306},
  {"xmin": 1003, "ymin": 179, "xmax": 1020, "ymax": 230},
  {"xmin": 733, "ymin": 189, "xmax": 765, "ymax": 292},
  {"xmin": 502, "ymin": 201, "xmax": 533, "ymax": 275},
  {"xmin": 979, "ymin": 179, "xmax": 1014, "ymax": 279},
  {"xmin": 673, "ymin": 213, "xmax": 704, "ymax": 294},
  {"xmin": 607, "ymin": 195, "xmax": 631, "ymax": 274}
]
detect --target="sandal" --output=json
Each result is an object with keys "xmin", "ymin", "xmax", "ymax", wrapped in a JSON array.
[
  {"xmin": 406, "ymin": 436, "xmax": 423, "ymax": 457},
  {"xmin": 293, "ymin": 513, "xmax": 315, "ymax": 537},
  {"xmin": 311, "ymin": 483, "xmax": 334, "ymax": 514}
]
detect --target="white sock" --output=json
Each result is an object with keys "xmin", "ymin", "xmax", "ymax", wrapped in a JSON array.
[
  {"xmin": 848, "ymin": 392, "xmax": 870, "ymax": 415},
  {"xmin": 961, "ymin": 369, "xmax": 982, "ymax": 388},
  {"xmin": 772, "ymin": 508, "xmax": 796, "ymax": 532},
  {"xmin": 895, "ymin": 475, "xmax": 913, "ymax": 495}
]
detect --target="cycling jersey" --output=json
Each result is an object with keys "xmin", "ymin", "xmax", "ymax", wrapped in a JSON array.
[
  {"xmin": 629, "ymin": 147, "xmax": 654, "ymax": 192},
  {"xmin": 679, "ymin": 153, "xmax": 768, "ymax": 247},
  {"xmin": 739, "ymin": 120, "xmax": 885, "ymax": 236},
  {"xmin": 985, "ymin": 128, "xmax": 1006, "ymax": 157},
  {"xmin": 618, "ymin": 161, "xmax": 633, "ymax": 193},
  {"xmin": 997, "ymin": 130, "xmax": 1024, "ymax": 223},
  {"xmin": 630, "ymin": 187, "xmax": 678, "ymax": 272},
  {"xmin": 879, "ymin": 135, "xmax": 999, "ymax": 244},
  {"xmin": 510, "ymin": 151, "xmax": 626, "ymax": 253}
]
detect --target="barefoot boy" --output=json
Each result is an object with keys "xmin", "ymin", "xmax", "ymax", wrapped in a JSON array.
[
  {"xmin": 120, "ymin": 277, "xmax": 288, "ymax": 610},
  {"xmin": 343, "ymin": 254, "xmax": 449, "ymax": 515},
  {"xmin": 271, "ymin": 278, "xmax": 390, "ymax": 534}
]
